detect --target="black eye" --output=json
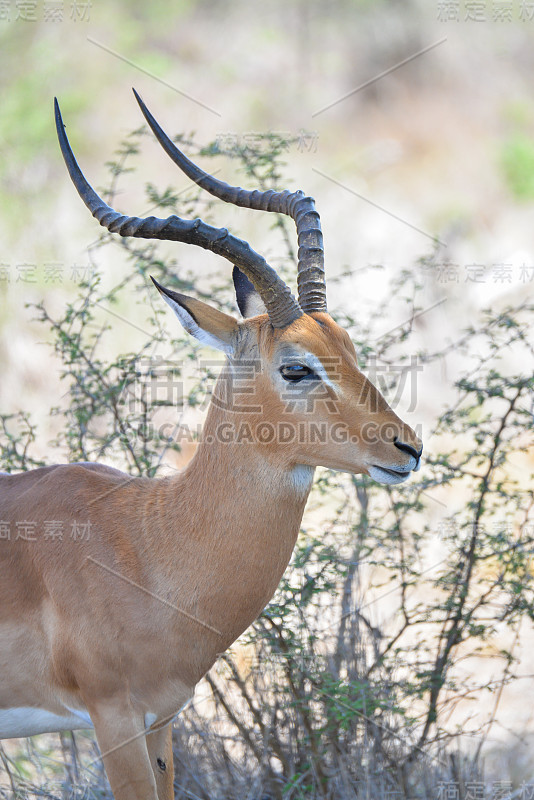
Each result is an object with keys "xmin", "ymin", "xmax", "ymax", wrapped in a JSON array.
[{"xmin": 280, "ymin": 364, "xmax": 315, "ymax": 382}]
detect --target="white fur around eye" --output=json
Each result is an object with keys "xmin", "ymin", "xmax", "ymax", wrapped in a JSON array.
[{"xmin": 305, "ymin": 354, "xmax": 338, "ymax": 392}]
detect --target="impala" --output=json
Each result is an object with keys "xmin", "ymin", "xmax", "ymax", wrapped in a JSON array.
[{"xmin": 0, "ymin": 91, "xmax": 422, "ymax": 800}]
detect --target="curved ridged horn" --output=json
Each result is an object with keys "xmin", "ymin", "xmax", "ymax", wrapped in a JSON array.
[
  {"xmin": 132, "ymin": 89, "xmax": 327, "ymax": 315},
  {"xmin": 54, "ymin": 99, "xmax": 302, "ymax": 330}
]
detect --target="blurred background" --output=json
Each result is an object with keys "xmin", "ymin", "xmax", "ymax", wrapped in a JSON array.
[
  {"xmin": 2, "ymin": 0, "xmax": 534, "ymax": 421},
  {"xmin": 2, "ymin": 0, "xmax": 534, "ymax": 420},
  {"xmin": 1, "ymin": 0, "xmax": 534, "ymax": 794}
]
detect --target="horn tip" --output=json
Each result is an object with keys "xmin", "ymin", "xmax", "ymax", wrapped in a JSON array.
[
  {"xmin": 54, "ymin": 97, "xmax": 62, "ymax": 124},
  {"xmin": 132, "ymin": 87, "xmax": 149, "ymax": 117},
  {"xmin": 150, "ymin": 275, "xmax": 163, "ymax": 292}
]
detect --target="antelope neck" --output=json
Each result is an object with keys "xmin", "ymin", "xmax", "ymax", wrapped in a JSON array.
[{"xmin": 154, "ymin": 408, "xmax": 315, "ymax": 653}]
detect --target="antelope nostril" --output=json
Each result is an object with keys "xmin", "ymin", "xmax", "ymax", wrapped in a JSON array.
[{"xmin": 394, "ymin": 438, "xmax": 422, "ymax": 460}]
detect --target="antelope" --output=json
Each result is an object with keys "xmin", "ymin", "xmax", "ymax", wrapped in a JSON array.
[{"xmin": 0, "ymin": 90, "xmax": 423, "ymax": 800}]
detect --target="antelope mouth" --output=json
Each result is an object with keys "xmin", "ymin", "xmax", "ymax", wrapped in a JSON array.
[{"xmin": 368, "ymin": 464, "xmax": 412, "ymax": 485}]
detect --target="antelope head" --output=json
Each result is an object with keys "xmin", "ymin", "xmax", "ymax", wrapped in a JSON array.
[{"xmin": 55, "ymin": 91, "xmax": 422, "ymax": 485}]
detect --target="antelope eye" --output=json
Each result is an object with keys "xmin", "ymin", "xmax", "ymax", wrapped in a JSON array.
[{"xmin": 280, "ymin": 364, "xmax": 315, "ymax": 382}]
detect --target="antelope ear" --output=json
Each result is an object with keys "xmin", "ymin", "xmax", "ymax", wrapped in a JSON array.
[
  {"xmin": 151, "ymin": 277, "xmax": 238, "ymax": 355},
  {"xmin": 233, "ymin": 266, "xmax": 267, "ymax": 318}
]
